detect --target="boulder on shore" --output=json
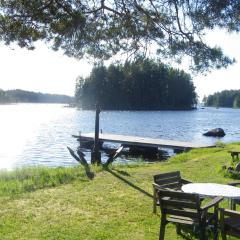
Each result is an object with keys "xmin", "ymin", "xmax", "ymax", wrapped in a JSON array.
[{"xmin": 203, "ymin": 128, "xmax": 226, "ymax": 137}]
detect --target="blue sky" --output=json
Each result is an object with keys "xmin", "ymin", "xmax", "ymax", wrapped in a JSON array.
[{"xmin": 0, "ymin": 29, "xmax": 239, "ymax": 100}]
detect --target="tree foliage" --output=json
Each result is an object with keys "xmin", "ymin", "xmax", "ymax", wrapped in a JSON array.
[
  {"xmin": 203, "ymin": 90, "xmax": 240, "ymax": 108},
  {"xmin": 75, "ymin": 58, "xmax": 197, "ymax": 110},
  {"xmin": 0, "ymin": 0, "xmax": 239, "ymax": 72},
  {"xmin": 0, "ymin": 89, "xmax": 11, "ymax": 103}
]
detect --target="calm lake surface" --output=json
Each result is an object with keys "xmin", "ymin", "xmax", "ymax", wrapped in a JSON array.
[{"xmin": 0, "ymin": 103, "xmax": 239, "ymax": 169}]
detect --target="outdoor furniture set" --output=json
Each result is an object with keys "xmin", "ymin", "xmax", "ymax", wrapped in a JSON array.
[{"xmin": 153, "ymin": 171, "xmax": 240, "ymax": 240}]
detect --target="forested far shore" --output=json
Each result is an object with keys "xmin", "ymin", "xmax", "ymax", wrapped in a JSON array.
[
  {"xmin": 75, "ymin": 58, "xmax": 197, "ymax": 110},
  {"xmin": 203, "ymin": 90, "xmax": 240, "ymax": 108},
  {"xmin": 0, "ymin": 89, "xmax": 73, "ymax": 104}
]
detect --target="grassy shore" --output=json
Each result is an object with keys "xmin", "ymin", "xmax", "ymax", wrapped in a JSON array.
[{"xmin": 0, "ymin": 142, "xmax": 240, "ymax": 239}]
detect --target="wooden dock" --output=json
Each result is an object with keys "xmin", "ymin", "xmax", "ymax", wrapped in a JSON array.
[{"xmin": 73, "ymin": 133, "xmax": 214, "ymax": 151}]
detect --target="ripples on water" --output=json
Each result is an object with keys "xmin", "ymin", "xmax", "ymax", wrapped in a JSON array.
[{"xmin": 0, "ymin": 104, "xmax": 239, "ymax": 169}]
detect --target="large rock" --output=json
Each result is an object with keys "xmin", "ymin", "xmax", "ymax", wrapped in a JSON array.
[{"xmin": 203, "ymin": 128, "xmax": 226, "ymax": 137}]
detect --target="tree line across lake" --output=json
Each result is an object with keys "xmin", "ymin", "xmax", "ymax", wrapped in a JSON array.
[
  {"xmin": 75, "ymin": 58, "xmax": 197, "ymax": 110},
  {"xmin": 0, "ymin": 89, "xmax": 73, "ymax": 104},
  {"xmin": 203, "ymin": 90, "xmax": 240, "ymax": 108},
  {"xmin": 2, "ymin": 61, "xmax": 238, "ymax": 110}
]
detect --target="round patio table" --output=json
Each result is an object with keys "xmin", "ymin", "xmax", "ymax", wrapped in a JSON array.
[{"xmin": 182, "ymin": 183, "xmax": 240, "ymax": 209}]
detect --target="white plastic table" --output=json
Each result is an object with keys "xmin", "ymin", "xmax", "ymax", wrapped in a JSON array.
[{"xmin": 182, "ymin": 183, "xmax": 240, "ymax": 209}]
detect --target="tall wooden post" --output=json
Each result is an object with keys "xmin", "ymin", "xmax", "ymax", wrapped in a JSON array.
[{"xmin": 91, "ymin": 103, "xmax": 101, "ymax": 164}]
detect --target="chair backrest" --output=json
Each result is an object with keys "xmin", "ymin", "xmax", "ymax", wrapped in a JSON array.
[
  {"xmin": 220, "ymin": 208, "xmax": 240, "ymax": 238},
  {"xmin": 158, "ymin": 189, "xmax": 201, "ymax": 220},
  {"xmin": 153, "ymin": 171, "xmax": 182, "ymax": 190}
]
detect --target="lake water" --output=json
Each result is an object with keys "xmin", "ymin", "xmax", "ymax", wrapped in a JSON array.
[{"xmin": 0, "ymin": 103, "xmax": 239, "ymax": 169}]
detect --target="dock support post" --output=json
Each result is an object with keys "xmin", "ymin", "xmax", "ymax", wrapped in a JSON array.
[{"xmin": 91, "ymin": 103, "xmax": 101, "ymax": 164}]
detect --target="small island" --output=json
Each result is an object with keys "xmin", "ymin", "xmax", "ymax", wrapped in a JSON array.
[{"xmin": 75, "ymin": 58, "xmax": 197, "ymax": 110}]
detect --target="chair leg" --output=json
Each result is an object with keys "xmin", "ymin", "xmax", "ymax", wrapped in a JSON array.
[
  {"xmin": 176, "ymin": 223, "xmax": 181, "ymax": 235},
  {"xmin": 220, "ymin": 209, "xmax": 227, "ymax": 240},
  {"xmin": 213, "ymin": 210, "xmax": 218, "ymax": 240},
  {"xmin": 230, "ymin": 198, "xmax": 236, "ymax": 210},
  {"xmin": 233, "ymin": 202, "xmax": 237, "ymax": 211},
  {"xmin": 233, "ymin": 201, "xmax": 236, "ymax": 211},
  {"xmin": 159, "ymin": 217, "xmax": 166, "ymax": 240},
  {"xmin": 199, "ymin": 224, "xmax": 206, "ymax": 240},
  {"xmin": 153, "ymin": 188, "xmax": 157, "ymax": 213},
  {"xmin": 220, "ymin": 228, "xmax": 226, "ymax": 240},
  {"xmin": 213, "ymin": 220, "xmax": 218, "ymax": 240}
]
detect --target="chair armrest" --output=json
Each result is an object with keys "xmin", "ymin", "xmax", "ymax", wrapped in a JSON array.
[
  {"xmin": 152, "ymin": 183, "xmax": 162, "ymax": 191},
  {"xmin": 201, "ymin": 196, "xmax": 224, "ymax": 211},
  {"xmin": 228, "ymin": 182, "xmax": 240, "ymax": 186},
  {"xmin": 181, "ymin": 178, "xmax": 192, "ymax": 184},
  {"xmin": 152, "ymin": 183, "xmax": 174, "ymax": 191},
  {"xmin": 220, "ymin": 208, "xmax": 240, "ymax": 218}
]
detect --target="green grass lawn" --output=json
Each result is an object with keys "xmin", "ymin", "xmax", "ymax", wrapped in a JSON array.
[{"xmin": 0, "ymin": 142, "xmax": 240, "ymax": 239}]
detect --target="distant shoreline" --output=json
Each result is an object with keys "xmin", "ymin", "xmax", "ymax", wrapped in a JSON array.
[
  {"xmin": 75, "ymin": 105, "xmax": 197, "ymax": 111},
  {"xmin": 0, "ymin": 89, "xmax": 73, "ymax": 104},
  {"xmin": 0, "ymin": 101, "xmax": 74, "ymax": 105}
]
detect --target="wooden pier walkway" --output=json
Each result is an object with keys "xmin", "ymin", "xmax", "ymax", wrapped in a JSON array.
[{"xmin": 73, "ymin": 133, "xmax": 214, "ymax": 151}]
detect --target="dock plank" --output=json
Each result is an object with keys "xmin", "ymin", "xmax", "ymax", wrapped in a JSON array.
[{"xmin": 73, "ymin": 133, "xmax": 214, "ymax": 150}]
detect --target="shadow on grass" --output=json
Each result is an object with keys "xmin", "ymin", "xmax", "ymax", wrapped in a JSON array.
[
  {"xmin": 174, "ymin": 225, "xmax": 215, "ymax": 240},
  {"xmin": 112, "ymin": 169, "xmax": 131, "ymax": 177},
  {"xmin": 178, "ymin": 232, "xmax": 196, "ymax": 240},
  {"xmin": 105, "ymin": 167, "xmax": 153, "ymax": 199}
]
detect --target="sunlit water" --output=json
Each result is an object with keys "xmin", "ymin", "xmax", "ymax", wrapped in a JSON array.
[{"xmin": 0, "ymin": 104, "xmax": 240, "ymax": 169}]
